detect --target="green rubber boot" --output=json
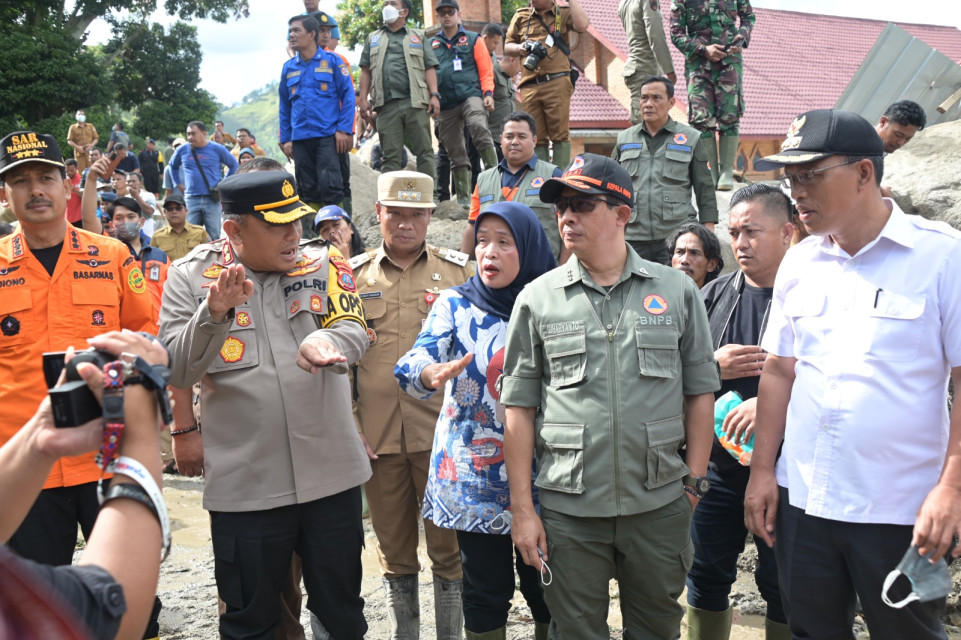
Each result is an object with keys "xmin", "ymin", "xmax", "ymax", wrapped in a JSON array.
[
  {"xmin": 453, "ymin": 169, "xmax": 473, "ymax": 209},
  {"xmin": 699, "ymin": 132, "xmax": 719, "ymax": 189},
  {"xmin": 552, "ymin": 142, "xmax": 571, "ymax": 171},
  {"xmin": 534, "ymin": 145, "xmax": 550, "ymax": 162},
  {"xmin": 765, "ymin": 617, "xmax": 791, "ymax": 640},
  {"xmin": 479, "ymin": 145, "xmax": 498, "ymax": 171},
  {"xmin": 465, "ymin": 627, "xmax": 506, "ymax": 640},
  {"xmin": 718, "ymin": 135, "xmax": 739, "ymax": 191},
  {"xmin": 686, "ymin": 605, "xmax": 733, "ymax": 640},
  {"xmin": 534, "ymin": 620, "xmax": 551, "ymax": 640}
]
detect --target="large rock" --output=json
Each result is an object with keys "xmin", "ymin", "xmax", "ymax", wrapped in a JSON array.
[{"xmin": 884, "ymin": 119, "xmax": 961, "ymax": 230}]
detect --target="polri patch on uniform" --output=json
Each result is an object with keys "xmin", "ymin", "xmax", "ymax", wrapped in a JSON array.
[
  {"xmin": 290, "ymin": 300, "xmax": 301, "ymax": 314},
  {"xmin": 128, "ymin": 268, "xmax": 147, "ymax": 294},
  {"xmin": 1, "ymin": 315, "xmax": 20, "ymax": 336},
  {"xmin": 673, "ymin": 132, "xmax": 688, "ymax": 145},
  {"xmin": 367, "ymin": 327, "xmax": 377, "ymax": 344},
  {"xmin": 643, "ymin": 294, "xmax": 668, "ymax": 315},
  {"xmin": 310, "ymin": 295, "xmax": 324, "ymax": 312},
  {"xmin": 236, "ymin": 311, "xmax": 251, "ymax": 327},
  {"xmin": 91, "ymin": 310, "xmax": 106, "ymax": 326},
  {"xmin": 220, "ymin": 336, "xmax": 245, "ymax": 363},
  {"xmin": 330, "ymin": 254, "xmax": 357, "ymax": 292}
]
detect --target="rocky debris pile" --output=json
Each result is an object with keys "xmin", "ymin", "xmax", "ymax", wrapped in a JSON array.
[{"xmin": 885, "ymin": 118, "xmax": 961, "ymax": 230}]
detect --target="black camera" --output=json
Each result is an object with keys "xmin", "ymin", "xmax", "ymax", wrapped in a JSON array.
[
  {"xmin": 522, "ymin": 40, "xmax": 549, "ymax": 71},
  {"xmin": 44, "ymin": 349, "xmax": 116, "ymax": 428}
]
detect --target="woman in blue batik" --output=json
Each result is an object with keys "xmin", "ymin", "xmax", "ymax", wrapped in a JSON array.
[{"xmin": 395, "ymin": 201, "xmax": 556, "ymax": 640}]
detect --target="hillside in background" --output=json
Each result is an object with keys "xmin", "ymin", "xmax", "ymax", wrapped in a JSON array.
[{"xmin": 218, "ymin": 81, "xmax": 283, "ymax": 160}]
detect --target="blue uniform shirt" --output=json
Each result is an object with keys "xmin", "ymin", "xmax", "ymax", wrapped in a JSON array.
[{"xmin": 279, "ymin": 49, "xmax": 355, "ymax": 143}]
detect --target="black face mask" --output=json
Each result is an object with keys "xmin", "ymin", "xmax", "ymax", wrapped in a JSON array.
[{"xmin": 882, "ymin": 545, "xmax": 952, "ymax": 609}]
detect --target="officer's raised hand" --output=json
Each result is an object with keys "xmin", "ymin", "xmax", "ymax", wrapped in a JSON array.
[
  {"xmin": 297, "ymin": 336, "xmax": 348, "ymax": 374},
  {"xmin": 207, "ymin": 264, "xmax": 254, "ymax": 323}
]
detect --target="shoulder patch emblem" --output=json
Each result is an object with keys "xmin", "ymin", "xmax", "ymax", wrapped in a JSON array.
[
  {"xmin": 348, "ymin": 252, "xmax": 372, "ymax": 270},
  {"xmin": 286, "ymin": 256, "xmax": 322, "ymax": 277},
  {"xmin": 290, "ymin": 300, "xmax": 301, "ymax": 314},
  {"xmin": 235, "ymin": 311, "xmax": 251, "ymax": 327},
  {"xmin": 203, "ymin": 264, "xmax": 225, "ymax": 279},
  {"xmin": 220, "ymin": 336, "xmax": 245, "ymax": 363},
  {"xmin": 1, "ymin": 315, "xmax": 20, "ymax": 336},
  {"xmin": 310, "ymin": 295, "xmax": 324, "ymax": 312},
  {"xmin": 432, "ymin": 39, "xmax": 441, "ymax": 48},
  {"xmin": 530, "ymin": 176, "xmax": 545, "ymax": 188},
  {"xmin": 128, "ymin": 268, "xmax": 146, "ymax": 294},
  {"xmin": 330, "ymin": 254, "xmax": 357, "ymax": 292},
  {"xmin": 410, "ymin": 34, "xmax": 420, "ymax": 44},
  {"xmin": 458, "ymin": 35, "xmax": 468, "ymax": 45},
  {"xmin": 643, "ymin": 294, "xmax": 668, "ymax": 315},
  {"xmin": 673, "ymin": 132, "xmax": 688, "ymax": 145},
  {"xmin": 87, "ymin": 245, "xmax": 100, "ymax": 256}
]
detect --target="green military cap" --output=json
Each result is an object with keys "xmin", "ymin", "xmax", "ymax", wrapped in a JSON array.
[{"xmin": 218, "ymin": 171, "xmax": 314, "ymax": 225}]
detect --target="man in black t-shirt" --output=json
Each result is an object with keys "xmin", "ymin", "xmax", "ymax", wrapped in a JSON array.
[{"xmin": 686, "ymin": 184, "xmax": 795, "ymax": 639}]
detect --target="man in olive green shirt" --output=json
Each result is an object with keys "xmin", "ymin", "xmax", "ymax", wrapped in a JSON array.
[
  {"xmin": 502, "ymin": 153, "xmax": 719, "ymax": 640},
  {"xmin": 612, "ymin": 76, "xmax": 717, "ymax": 265},
  {"xmin": 358, "ymin": 0, "xmax": 441, "ymax": 179}
]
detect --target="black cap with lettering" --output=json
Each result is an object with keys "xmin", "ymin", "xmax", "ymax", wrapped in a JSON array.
[
  {"xmin": 539, "ymin": 153, "xmax": 634, "ymax": 207},
  {"xmin": 754, "ymin": 109, "xmax": 884, "ymax": 170},
  {"xmin": 0, "ymin": 131, "xmax": 65, "ymax": 177}
]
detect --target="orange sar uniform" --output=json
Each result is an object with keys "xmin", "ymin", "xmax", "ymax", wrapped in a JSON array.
[
  {"xmin": 0, "ymin": 226, "xmax": 155, "ymax": 488},
  {"xmin": 506, "ymin": 2, "xmax": 577, "ymax": 146}
]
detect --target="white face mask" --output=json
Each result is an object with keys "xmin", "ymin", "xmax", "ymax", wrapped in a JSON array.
[
  {"xmin": 76, "ymin": 113, "xmax": 86, "ymax": 123},
  {"xmin": 382, "ymin": 4, "xmax": 400, "ymax": 23}
]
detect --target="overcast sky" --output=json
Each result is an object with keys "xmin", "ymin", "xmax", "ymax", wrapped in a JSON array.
[{"xmin": 85, "ymin": 0, "xmax": 961, "ymax": 107}]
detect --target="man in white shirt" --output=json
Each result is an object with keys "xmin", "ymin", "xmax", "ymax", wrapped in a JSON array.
[{"xmin": 745, "ymin": 109, "xmax": 961, "ymax": 640}]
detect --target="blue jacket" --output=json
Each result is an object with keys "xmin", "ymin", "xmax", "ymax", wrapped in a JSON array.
[
  {"xmin": 280, "ymin": 49, "xmax": 355, "ymax": 143},
  {"xmin": 169, "ymin": 142, "xmax": 238, "ymax": 197}
]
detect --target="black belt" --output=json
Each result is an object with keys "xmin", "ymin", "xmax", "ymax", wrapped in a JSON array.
[{"xmin": 520, "ymin": 71, "xmax": 570, "ymax": 88}]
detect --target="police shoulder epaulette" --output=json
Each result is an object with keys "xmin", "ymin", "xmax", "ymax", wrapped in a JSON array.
[
  {"xmin": 182, "ymin": 239, "xmax": 222, "ymax": 262},
  {"xmin": 349, "ymin": 251, "xmax": 373, "ymax": 270},
  {"xmin": 434, "ymin": 247, "xmax": 469, "ymax": 267}
]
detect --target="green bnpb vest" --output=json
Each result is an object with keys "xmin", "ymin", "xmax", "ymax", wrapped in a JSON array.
[
  {"xmin": 615, "ymin": 122, "xmax": 701, "ymax": 242},
  {"xmin": 368, "ymin": 27, "xmax": 430, "ymax": 109},
  {"xmin": 431, "ymin": 29, "xmax": 483, "ymax": 111},
  {"xmin": 477, "ymin": 159, "xmax": 561, "ymax": 256}
]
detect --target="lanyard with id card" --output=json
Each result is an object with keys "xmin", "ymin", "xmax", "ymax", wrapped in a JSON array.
[{"xmin": 453, "ymin": 55, "xmax": 462, "ymax": 71}]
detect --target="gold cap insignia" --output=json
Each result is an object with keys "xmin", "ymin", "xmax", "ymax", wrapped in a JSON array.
[{"xmin": 282, "ymin": 180, "xmax": 295, "ymax": 198}]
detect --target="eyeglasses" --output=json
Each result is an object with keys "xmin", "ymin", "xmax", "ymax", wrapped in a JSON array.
[
  {"xmin": 436, "ymin": 8, "xmax": 455, "ymax": 15},
  {"xmin": 779, "ymin": 158, "xmax": 862, "ymax": 190},
  {"xmin": 552, "ymin": 195, "xmax": 617, "ymax": 215},
  {"xmin": 164, "ymin": 205, "xmax": 185, "ymax": 212}
]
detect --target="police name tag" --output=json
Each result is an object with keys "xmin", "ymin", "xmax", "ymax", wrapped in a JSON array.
[{"xmin": 453, "ymin": 58, "xmax": 463, "ymax": 71}]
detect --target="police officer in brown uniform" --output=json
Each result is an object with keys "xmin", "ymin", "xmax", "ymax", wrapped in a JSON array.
[
  {"xmin": 349, "ymin": 171, "xmax": 472, "ymax": 639},
  {"xmin": 505, "ymin": 0, "xmax": 590, "ymax": 171}
]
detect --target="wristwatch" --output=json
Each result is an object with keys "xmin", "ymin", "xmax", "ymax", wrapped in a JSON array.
[
  {"xmin": 430, "ymin": 92, "xmax": 441, "ymax": 99},
  {"xmin": 683, "ymin": 475, "xmax": 711, "ymax": 498}
]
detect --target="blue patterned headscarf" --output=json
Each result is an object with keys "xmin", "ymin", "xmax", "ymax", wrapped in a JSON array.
[{"xmin": 452, "ymin": 201, "xmax": 557, "ymax": 320}]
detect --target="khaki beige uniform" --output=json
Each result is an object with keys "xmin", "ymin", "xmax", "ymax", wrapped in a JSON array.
[
  {"xmin": 66, "ymin": 122, "xmax": 99, "ymax": 172},
  {"xmin": 150, "ymin": 222, "xmax": 209, "ymax": 261},
  {"xmin": 506, "ymin": 5, "xmax": 576, "ymax": 144},
  {"xmin": 350, "ymin": 243, "xmax": 472, "ymax": 579}
]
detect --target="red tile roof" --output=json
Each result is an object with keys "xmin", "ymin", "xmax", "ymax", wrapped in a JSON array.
[
  {"xmin": 582, "ymin": 0, "xmax": 961, "ymax": 136},
  {"xmin": 570, "ymin": 66, "xmax": 631, "ymax": 128}
]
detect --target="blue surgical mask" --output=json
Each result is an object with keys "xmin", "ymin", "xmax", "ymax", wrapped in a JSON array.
[{"xmin": 882, "ymin": 545, "xmax": 952, "ymax": 608}]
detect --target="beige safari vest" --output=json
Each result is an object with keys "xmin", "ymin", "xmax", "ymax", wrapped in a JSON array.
[{"xmin": 367, "ymin": 26, "xmax": 430, "ymax": 109}]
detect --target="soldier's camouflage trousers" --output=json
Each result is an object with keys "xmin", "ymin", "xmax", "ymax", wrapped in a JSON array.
[{"xmin": 685, "ymin": 60, "xmax": 743, "ymax": 135}]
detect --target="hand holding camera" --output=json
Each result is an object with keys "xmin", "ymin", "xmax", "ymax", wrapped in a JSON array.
[{"xmin": 522, "ymin": 40, "xmax": 549, "ymax": 71}]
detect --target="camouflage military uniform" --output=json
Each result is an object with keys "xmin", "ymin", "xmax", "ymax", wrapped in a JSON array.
[{"xmin": 670, "ymin": 0, "xmax": 754, "ymax": 135}]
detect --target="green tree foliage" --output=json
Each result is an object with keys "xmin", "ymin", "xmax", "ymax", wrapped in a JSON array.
[
  {"xmin": 336, "ymin": 0, "xmax": 423, "ymax": 49},
  {"xmin": 0, "ymin": 0, "xmax": 246, "ymax": 145},
  {"xmin": 105, "ymin": 22, "xmax": 218, "ymax": 138},
  {"xmin": 501, "ymin": 0, "xmax": 527, "ymax": 24}
]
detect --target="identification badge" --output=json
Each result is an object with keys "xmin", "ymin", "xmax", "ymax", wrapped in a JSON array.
[
  {"xmin": 453, "ymin": 58, "xmax": 463, "ymax": 71},
  {"xmin": 545, "ymin": 34, "xmax": 554, "ymax": 48},
  {"xmin": 149, "ymin": 266, "xmax": 160, "ymax": 281}
]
